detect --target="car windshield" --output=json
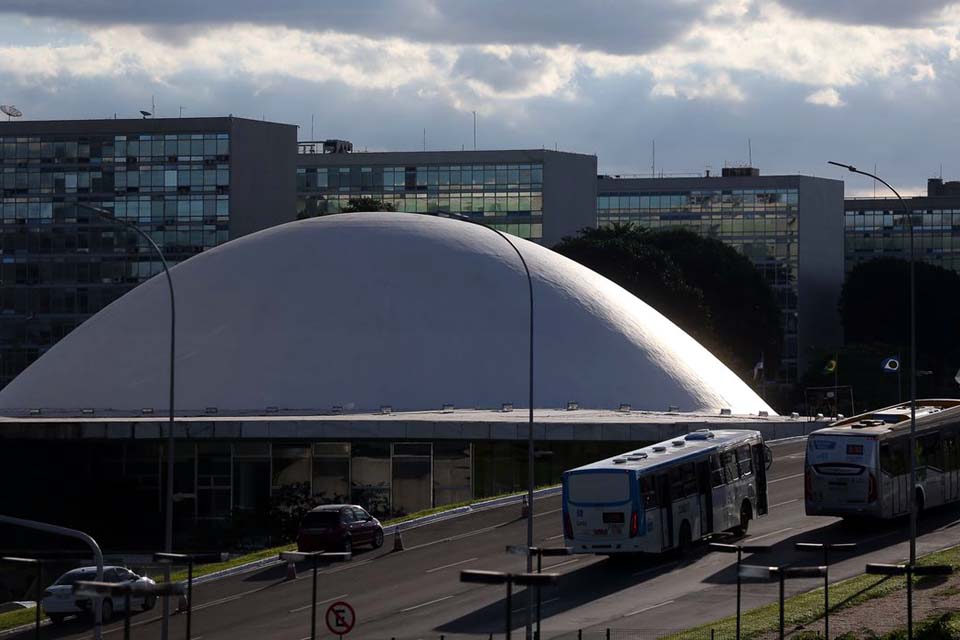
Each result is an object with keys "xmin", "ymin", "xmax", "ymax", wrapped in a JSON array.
[
  {"xmin": 302, "ymin": 511, "xmax": 340, "ymax": 527},
  {"xmin": 55, "ymin": 569, "xmax": 96, "ymax": 586}
]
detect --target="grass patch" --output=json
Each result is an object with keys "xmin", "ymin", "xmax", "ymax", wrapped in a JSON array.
[
  {"xmin": 0, "ymin": 606, "xmax": 41, "ymax": 633},
  {"xmin": 664, "ymin": 544, "xmax": 960, "ymax": 640}
]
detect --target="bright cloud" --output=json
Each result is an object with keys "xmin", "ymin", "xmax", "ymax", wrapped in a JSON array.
[{"xmin": 805, "ymin": 87, "xmax": 845, "ymax": 107}]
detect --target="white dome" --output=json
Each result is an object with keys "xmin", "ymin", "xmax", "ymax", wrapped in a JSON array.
[{"xmin": 0, "ymin": 212, "xmax": 774, "ymax": 416}]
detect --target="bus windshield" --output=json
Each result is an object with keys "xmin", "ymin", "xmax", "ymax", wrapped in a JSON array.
[{"xmin": 567, "ymin": 471, "xmax": 630, "ymax": 504}]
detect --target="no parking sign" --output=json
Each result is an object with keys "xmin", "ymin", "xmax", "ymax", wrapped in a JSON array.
[{"xmin": 325, "ymin": 600, "xmax": 356, "ymax": 637}]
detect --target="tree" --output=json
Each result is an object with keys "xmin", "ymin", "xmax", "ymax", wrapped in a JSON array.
[
  {"xmin": 839, "ymin": 257, "xmax": 960, "ymax": 401},
  {"xmin": 341, "ymin": 198, "xmax": 395, "ymax": 212},
  {"xmin": 554, "ymin": 224, "xmax": 782, "ymax": 383}
]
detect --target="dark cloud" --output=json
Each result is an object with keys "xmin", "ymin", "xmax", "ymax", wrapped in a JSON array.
[
  {"xmin": 0, "ymin": 0, "xmax": 704, "ymax": 54},
  {"xmin": 777, "ymin": 0, "xmax": 956, "ymax": 26},
  {"xmin": 452, "ymin": 50, "xmax": 551, "ymax": 92}
]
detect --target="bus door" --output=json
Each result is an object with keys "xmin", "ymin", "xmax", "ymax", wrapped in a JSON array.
[
  {"xmin": 752, "ymin": 443, "xmax": 769, "ymax": 516},
  {"xmin": 696, "ymin": 460, "xmax": 714, "ymax": 534},
  {"xmin": 657, "ymin": 473, "xmax": 674, "ymax": 549}
]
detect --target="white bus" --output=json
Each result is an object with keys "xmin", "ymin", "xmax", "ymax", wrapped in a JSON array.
[
  {"xmin": 805, "ymin": 399, "xmax": 960, "ymax": 519},
  {"xmin": 562, "ymin": 430, "xmax": 771, "ymax": 555}
]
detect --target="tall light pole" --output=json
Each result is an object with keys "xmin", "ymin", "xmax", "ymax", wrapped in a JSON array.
[
  {"xmin": 827, "ymin": 162, "xmax": 917, "ymax": 565},
  {"xmin": 430, "ymin": 210, "xmax": 535, "ymax": 637},
  {"xmin": 83, "ymin": 203, "xmax": 177, "ymax": 639}
]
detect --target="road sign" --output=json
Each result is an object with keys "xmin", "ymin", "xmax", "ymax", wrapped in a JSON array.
[{"xmin": 325, "ymin": 600, "xmax": 355, "ymax": 636}]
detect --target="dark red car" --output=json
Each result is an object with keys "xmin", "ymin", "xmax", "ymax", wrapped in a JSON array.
[{"xmin": 296, "ymin": 504, "xmax": 384, "ymax": 553}]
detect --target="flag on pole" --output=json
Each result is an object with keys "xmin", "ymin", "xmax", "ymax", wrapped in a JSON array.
[
  {"xmin": 753, "ymin": 353, "xmax": 765, "ymax": 380},
  {"xmin": 954, "ymin": 368, "xmax": 960, "ymax": 387},
  {"xmin": 881, "ymin": 357, "xmax": 900, "ymax": 373}
]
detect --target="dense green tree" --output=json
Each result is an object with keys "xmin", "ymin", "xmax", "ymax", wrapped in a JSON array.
[
  {"xmin": 838, "ymin": 257, "xmax": 960, "ymax": 402},
  {"xmin": 341, "ymin": 198, "xmax": 395, "ymax": 212},
  {"xmin": 554, "ymin": 224, "xmax": 782, "ymax": 383}
]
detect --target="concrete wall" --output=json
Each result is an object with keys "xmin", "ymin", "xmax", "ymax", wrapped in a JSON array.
[
  {"xmin": 798, "ymin": 177, "xmax": 845, "ymax": 372},
  {"xmin": 542, "ymin": 151, "xmax": 598, "ymax": 246},
  {"xmin": 229, "ymin": 119, "xmax": 298, "ymax": 238}
]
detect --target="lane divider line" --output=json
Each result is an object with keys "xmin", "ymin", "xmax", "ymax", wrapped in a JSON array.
[
  {"xmin": 545, "ymin": 558, "xmax": 581, "ymax": 571},
  {"xmin": 745, "ymin": 527, "xmax": 794, "ymax": 542},
  {"xmin": 770, "ymin": 498, "xmax": 800, "ymax": 509},
  {"xmin": 399, "ymin": 595, "xmax": 455, "ymax": 613},
  {"xmin": 624, "ymin": 599, "xmax": 675, "ymax": 617},
  {"xmin": 288, "ymin": 593, "xmax": 350, "ymax": 614},
  {"xmin": 426, "ymin": 557, "xmax": 480, "ymax": 573},
  {"xmin": 632, "ymin": 561, "xmax": 679, "ymax": 578},
  {"xmin": 769, "ymin": 472, "xmax": 805, "ymax": 484}
]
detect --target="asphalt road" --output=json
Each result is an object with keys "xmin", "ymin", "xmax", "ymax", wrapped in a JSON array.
[{"xmin": 15, "ymin": 438, "xmax": 960, "ymax": 640}]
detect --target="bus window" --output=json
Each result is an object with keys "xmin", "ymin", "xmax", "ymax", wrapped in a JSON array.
[
  {"xmin": 945, "ymin": 429, "xmax": 960, "ymax": 471},
  {"xmin": 681, "ymin": 462, "xmax": 698, "ymax": 497},
  {"xmin": 737, "ymin": 445, "xmax": 753, "ymax": 477},
  {"xmin": 640, "ymin": 476, "xmax": 658, "ymax": 508},
  {"xmin": 669, "ymin": 467, "xmax": 684, "ymax": 499},
  {"xmin": 711, "ymin": 455, "xmax": 724, "ymax": 487},
  {"xmin": 881, "ymin": 440, "xmax": 907, "ymax": 475},
  {"xmin": 721, "ymin": 451, "xmax": 739, "ymax": 483},
  {"xmin": 917, "ymin": 433, "xmax": 942, "ymax": 470}
]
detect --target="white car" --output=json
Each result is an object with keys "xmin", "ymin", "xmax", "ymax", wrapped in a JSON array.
[{"xmin": 42, "ymin": 566, "xmax": 157, "ymax": 624}]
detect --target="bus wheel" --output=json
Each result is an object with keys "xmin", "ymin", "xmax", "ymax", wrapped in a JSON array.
[
  {"xmin": 678, "ymin": 521, "xmax": 693, "ymax": 557},
  {"xmin": 735, "ymin": 501, "xmax": 751, "ymax": 536}
]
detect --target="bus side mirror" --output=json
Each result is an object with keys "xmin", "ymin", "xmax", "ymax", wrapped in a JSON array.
[{"xmin": 765, "ymin": 445, "xmax": 773, "ymax": 471}]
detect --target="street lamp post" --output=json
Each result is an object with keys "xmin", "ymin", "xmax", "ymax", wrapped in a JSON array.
[
  {"xmin": 279, "ymin": 551, "xmax": 352, "ymax": 640},
  {"xmin": 507, "ymin": 545, "xmax": 571, "ymax": 638},
  {"xmin": 82, "ymin": 203, "xmax": 177, "ymax": 640},
  {"xmin": 1, "ymin": 557, "xmax": 42, "ymax": 640},
  {"xmin": 866, "ymin": 563, "xmax": 953, "ymax": 640},
  {"xmin": 153, "ymin": 552, "xmax": 196, "ymax": 640},
  {"xmin": 827, "ymin": 161, "xmax": 918, "ymax": 567},
  {"xmin": 708, "ymin": 543, "xmax": 771, "ymax": 640},
  {"xmin": 741, "ymin": 564, "xmax": 827, "ymax": 640},
  {"xmin": 460, "ymin": 570, "xmax": 559, "ymax": 640},
  {"xmin": 795, "ymin": 542, "xmax": 856, "ymax": 639},
  {"xmin": 431, "ymin": 210, "xmax": 536, "ymax": 637}
]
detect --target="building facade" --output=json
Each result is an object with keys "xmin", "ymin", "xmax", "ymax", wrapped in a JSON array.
[
  {"xmin": 295, "ymin": 147, "xmax": 597, "ymax": 246},
  {"xmin": 844, "ymin": 178, "xmax": 960, "ymax": 273},
  {"xmin": 597, "ymin": 168, "xmax": 845, "ymax": 382},
  {"xmin": 0, "ymin": 117, "xmax": 297, "ymax": 387}
]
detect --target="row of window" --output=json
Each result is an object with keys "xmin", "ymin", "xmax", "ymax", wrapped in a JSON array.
[
  {"xmin": 0, "ymin": 196, "xmax": 230, "ymax": 222},
  {"xmin": 0, "ymin": 134, "xmax": 229, "ymax": 162},
  {"xmin": 638, "ymin": 445, "xmax": 756, "ymax": 507},
  {"xmin": 598, "ymin": 190, "xmax": 799, "ymax": 211},
  {"xmin": 298, "ymin": 164, "xmax": 544, "ymax": 191},
  {"xmin": 880, "ymin": 428, "xmax": 960, "ymax": 475}
]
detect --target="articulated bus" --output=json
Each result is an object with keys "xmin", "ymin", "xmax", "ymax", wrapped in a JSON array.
[
  {"xmin": 562, "ymin": 430, "xmax": 771, "ymax": 555},
  {"xmin": 805, "ymin": 399, "xmax": 960, "ymax": 519}
]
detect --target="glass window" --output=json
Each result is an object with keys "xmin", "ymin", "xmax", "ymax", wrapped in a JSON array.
[{"xmin": 737, "ymin": 445, "xmax": 753, "ymax": 477}]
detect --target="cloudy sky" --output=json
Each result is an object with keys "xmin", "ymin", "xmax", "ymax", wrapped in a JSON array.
[{"xmin": 1, "ymin": 0, "xmax": 958, "ymax": 195}]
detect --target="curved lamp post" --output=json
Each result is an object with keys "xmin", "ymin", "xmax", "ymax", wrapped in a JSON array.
[
  {"xmin": 430, "ymin": 210, "xmax": 535, "ymax": 637},
  {"xmin": 827, "ymin": 162, "xmax": 917, "ymax": 567},
  {"xmin": 83, "ymin": 204, "xmax": 176, "ymax": 639}
]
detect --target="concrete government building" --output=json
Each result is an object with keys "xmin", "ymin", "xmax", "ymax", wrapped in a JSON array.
[{"xmin": 0, "ymin": 213, "xmax": 809, "ymax": 547}]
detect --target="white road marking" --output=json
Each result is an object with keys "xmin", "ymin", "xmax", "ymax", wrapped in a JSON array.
[
  {"xmin": 288, "ymin": 593, "xmax": 349, "ymax": 614},
  {"xmin": 745, "ymin": 527, "xmax": 794, "ymax": 542},
  {"xmin": 770, "ymin": 499, "xmax": 800, "ymax": 509},
  {"xmin": 321, "ymin": 559, "xmax": 374, "ymax": 575},
  {"xmin": 544, "ymin": 558, "xmax": 581, "ymax": 571},
  {"xmin": 399, "ymin": 595, "xmax": 455, "ymax": 612},
  {"xmin": 426, "ymin": 557, "xmax": 479, "ymax": 573},
  {"xmin": 534, "ymin": 508, "xmax": 562, "ymax": 518},
  {"xmin": 624, "ymin": 599, "xmax": 675, "ymax": 617},
  {"xmin": 769, "ymin": 472, "xmax": 805, "ymax": 484},
  {"xmin": 543, "ymin": 534, "xmax": 565, "ymax": 541}
]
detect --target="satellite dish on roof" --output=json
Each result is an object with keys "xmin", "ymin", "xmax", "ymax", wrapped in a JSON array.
[
  {"xmin": 1, "ymin": 105, "xmax": 23, "ymax": 119},
  {"xmin": 139, "ymin": 110, "xmax": 152, "ymax": 119}
]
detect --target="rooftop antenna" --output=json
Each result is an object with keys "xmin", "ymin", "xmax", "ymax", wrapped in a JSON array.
[
  {"xmin": 748, "ymin": 138, "xmax": 753, "ymax": 166},
  {"xmin": 472, "ymin": 110, "xmax": 477, "ymax": 150},
  {"xmin": 139, "ymin": 110, "xmax": 152, "ymax": 119},
  {"xmin": 423, "ymin": 128, "xmax": 427, "ymax": 151},
  {"xmin": 178, "ymin": 106, "xmax": 185, "ymax": 118},
  {"xmin": 651, "ymin": 140, "xmax": 656, "ymax": 178},
  {"xmin": 1, "ymin": 105, "xmax": 23, "ymax": 121},
  {"xmin": 151, "ymin": 95, "xmax": 155, "ymax": 116},
  {"xmin": 874, "ymin": 163, "xmax": 877, "ymax": 197},
  {"xmin": 310, "ymin": 114, "xmax": 314, "ymax": 141}
]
